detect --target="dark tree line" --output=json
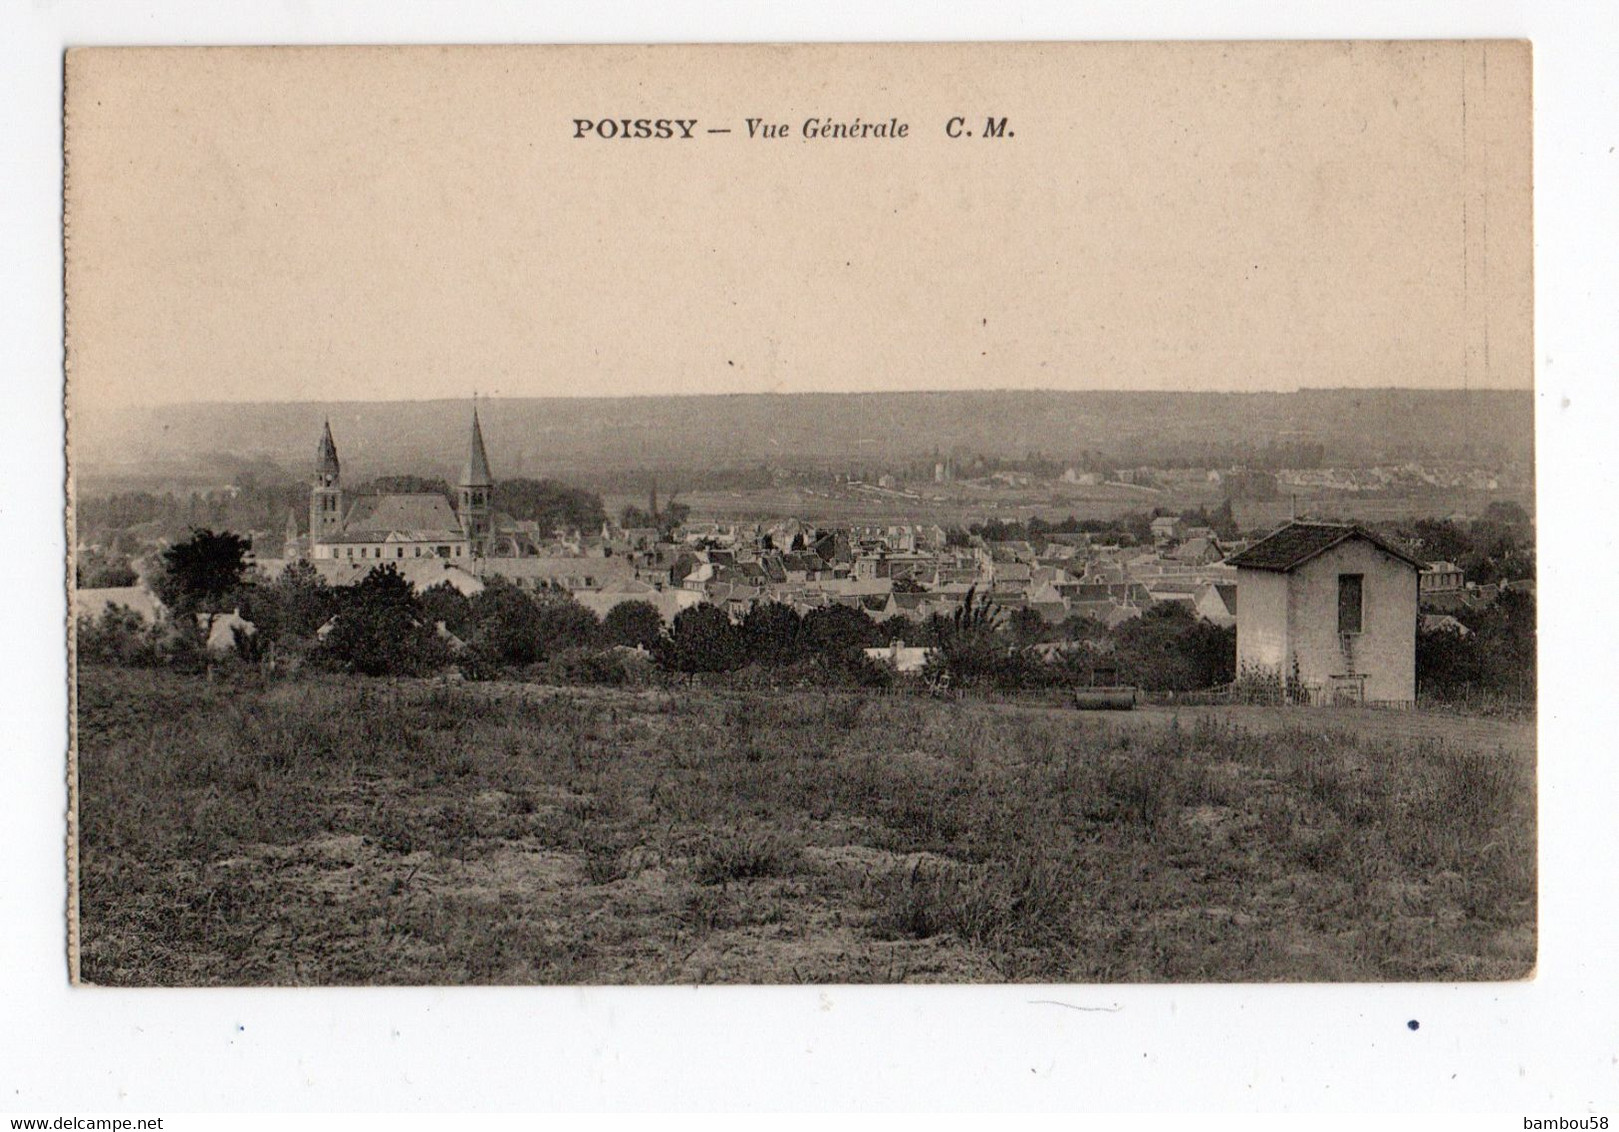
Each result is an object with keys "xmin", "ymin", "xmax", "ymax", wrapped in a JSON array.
[
  {"xmin": 1417, "ymin": 589, "xmax": 1536, "ymax": 703},
  {"xmin": 1382, "ymin": 508, "xmax": 1535, "ymax": 587},
  {"xmin": 919, "ymin": 593, "xmax": 1235, "ymax": 693},
  {"xmin": 82, "ymin": 529, "xmax": 1243, "ymax": 694}
]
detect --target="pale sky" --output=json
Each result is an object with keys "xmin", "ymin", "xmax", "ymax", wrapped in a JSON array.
[{"xmin": 65, "ymin": 41, "xmax": 1531, "ymax": 410}]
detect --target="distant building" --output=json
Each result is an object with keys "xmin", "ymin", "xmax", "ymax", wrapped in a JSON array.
[
  {"xmin": 1227, "ymin": 522, "xmax": 1422, "ymax": 704},
  {"xmin": 1420, "ymin": 613, "xmax": 1472, "ymax": 637},
  {"xmin": 863, "ymin": 642, "xmax": 934, "ymax": 673},
  {"xmin": 1171, "ymin": 536, "xmax": 1224, "ymax": 566},
  {"xmin": 307, "ymin": 406, "xmax": 543, "ymax": 564},
  {"xmin": 309, "ymin": 416, "xmax": 477, "ymax": 562},
  {"xmin": 1193, "ymin": 582, "xmax": 1238, "ymax": 628},
  {"xmin": 75, "ymin": 584, "xmax": 165, "ymax": 626},
  {"xmin": 1150, "ymin": 515, "xmax": 1183, "ymax": 543},
  {"xmin": 1420, "ymin": 561, "xmax": 1465, "ymax": 596}
]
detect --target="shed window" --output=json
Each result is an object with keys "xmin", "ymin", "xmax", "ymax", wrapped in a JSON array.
[{"xmin": 1338, "ymin": 573, "xmax": 1364, "ymax": 634}]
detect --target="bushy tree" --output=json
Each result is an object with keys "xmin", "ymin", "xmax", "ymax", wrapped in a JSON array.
[
  {"xmin": 152, "ymin": 528, "xmax": 252, "ymax": 615},
  {"xmin": 1111, "ymin": 603, "xmax": 1235, "ymax": 691},
  {"xmin": 317, "ymin": 564, "xmax": 446, "ymax": 677},
  {"xmin": 419, "ymin": 580, "xmax": 476, "ymax": 638},
  {"xmin": 76, "ymin": 604, "xmax": 163, "ymax": 667},
  {"xmin": 532, "ymin": 590, "xmax": 601, "ymax": 655},
  {"xmin": 1058, "ymin": 612, "xmax": 1113, "ymax": 645},
  {"xmin": 601, "ymin": 600, "xmax": 665, "ymax": 650},
  {"xmin": 660, "ymin": 500, "xmax": 691, "ymax": 532},
  {"xmin": 268, "ymin": 559, "xmax": 337, "ymax": 641},
  {"xmin": 620, "ymin": 498, "xmax": 689, "ymax": 538},
  {"xmin": 468, "ymin": 575, "xmax": 550, "ymax": 665},
  {"xmin": 801, "ymin": 603, "xmax": 883, "ymax": 661},
  {"xmin": 499, "ymin": 478, "xmax": 607, "ymax": 533},
  {"xmin": 923, "ymin": 588, "xmax": 1027, "ymax": 689},
  {"xmin": 741, "ymin": 601, "xmax": 803, "ymax": 666},
  {"xmin": 1464, "ymin": 529, "xmax": 1536, "ymax": 587},
  {"xmin": 1482, "ymin": 500, "xmax": 1530, "ymax": 530},
  {"xmin": 1391, "ymin": 516, "xmax": 1536, "ymax": 589},
  {"xmin": 910, "ymin": 611, "xmax": 956, "ymax": 648},
  {"xmin": 656, "ymin": 603, "xmax": 745, "ymax": 674}
]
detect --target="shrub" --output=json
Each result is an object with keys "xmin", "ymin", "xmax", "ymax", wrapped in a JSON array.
[
  {"xmin": 531, "ymin": 589, "xmax": 601, "ymax": 654},
  {"xmin": 801, "ymin": 603, "xmax": 885, "ymax": 661},
  {"xmin": 469, "ymin": 576, "xmax": 550, "ymax": 665},
  {"xmin": 693, "ymin": 830, "xmax": 799, "ymax": 885},
  {"xmin": 315, "ymin": 564, "xmax": 448, "ymax": 677},
  {"xmin": 601, "ymin": 600, "xmax": 664, "ymax": 651},
  {"xmin": 76, "ymin": 605, "xmax": 163, "ymax": 667},
  {"xmin": 741, "ymin": 601, "xmax": 805, "ymax": 666},
  {"xmin": 656, "ymin": 603, "xmax": 746, "ymax": 674},
  {"xmin": 536, "ymin": 647, "xmax": 631, "ymax": 686}
]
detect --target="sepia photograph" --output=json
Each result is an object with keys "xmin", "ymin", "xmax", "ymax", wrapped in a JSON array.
[{"xmin": 64, "ymin": 41, "xmax": 1536, "ymax": 989}]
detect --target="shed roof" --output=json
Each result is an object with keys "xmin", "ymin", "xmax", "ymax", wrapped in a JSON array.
[{"xmin": 1225, "ymin": 522, "xmax": 1423, "ymax": 573}]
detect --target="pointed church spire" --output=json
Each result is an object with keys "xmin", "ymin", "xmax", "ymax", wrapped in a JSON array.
[
  {"xmin": 283, "ymin": 508, "xmax": 301, "ymax": 559},
  {"xmin": 316, "ymin": 419, "xmax": 341, "ymax": 478},
  {"xmin": 461, "ymin": 406, "xmax": 493, "ymax": 488}
]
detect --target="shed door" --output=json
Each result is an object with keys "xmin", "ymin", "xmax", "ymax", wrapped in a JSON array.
[{"xmin": 1337, "ymin": 573, "xmax": 1364, "ymax": 634}]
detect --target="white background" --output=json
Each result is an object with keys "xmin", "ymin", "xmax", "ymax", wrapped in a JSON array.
[{"xmin": 3, "ymin": 0, "xmax": 1615, "ymax": 1115}]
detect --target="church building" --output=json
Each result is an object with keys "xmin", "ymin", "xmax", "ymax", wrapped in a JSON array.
[{"xmin": 306, "ymin": 409, "xmax": 495, "ymax": 563}]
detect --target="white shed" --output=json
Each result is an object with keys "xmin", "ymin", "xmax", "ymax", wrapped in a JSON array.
[{"xmin": 1226, "ymin": 522, "xmax": 1422, "ymax": 705}]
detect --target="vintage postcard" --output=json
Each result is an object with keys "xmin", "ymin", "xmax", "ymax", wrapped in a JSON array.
[{"xmin": 65, "ymin": 42, "xmax": 1533, "ymax": 986}]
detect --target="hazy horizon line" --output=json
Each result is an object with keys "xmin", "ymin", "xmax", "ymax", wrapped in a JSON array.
[{"xmin": 103, "ymin": 384, "xmax": 1536, "ymax": 412}]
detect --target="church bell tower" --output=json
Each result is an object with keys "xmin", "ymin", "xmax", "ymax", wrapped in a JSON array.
[
  {"xmin": 310, "ymin": 420, "xmax": 344, "ymax": 551},
  {"xmin": 458, "ymin": 406, "xmax": 494, "ymax": 556}
]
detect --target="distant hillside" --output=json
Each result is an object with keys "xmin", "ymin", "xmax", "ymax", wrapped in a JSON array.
[{"xmin": 73, "ymin": 388, "xmax": 1533, "ymax": 491}]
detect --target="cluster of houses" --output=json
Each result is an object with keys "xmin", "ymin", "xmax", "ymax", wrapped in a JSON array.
[
  {"xmin": 240, "ymin": 510, "xmax": 1246, "ymax": 639},
  {"xmin": 147, "ymin": 412, "xmax": 1240, "ymax": 636},
  {"xmin": 76, "ymin": 408, "xmax": 1534, "ymax": 707},
  {"xmin": 1275, "ymin": 462, "xmax": 1502, "ymax": 493}
]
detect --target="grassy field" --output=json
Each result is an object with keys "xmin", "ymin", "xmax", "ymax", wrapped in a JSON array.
[{"xmin": 75, "ymin": 667, "xmax": 1536, "ymax": 985}]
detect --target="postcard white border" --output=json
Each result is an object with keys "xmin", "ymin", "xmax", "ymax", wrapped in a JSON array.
[{"xmin": 6, "ymin": 0, "xmax": 1618, "ymax": 1114}]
